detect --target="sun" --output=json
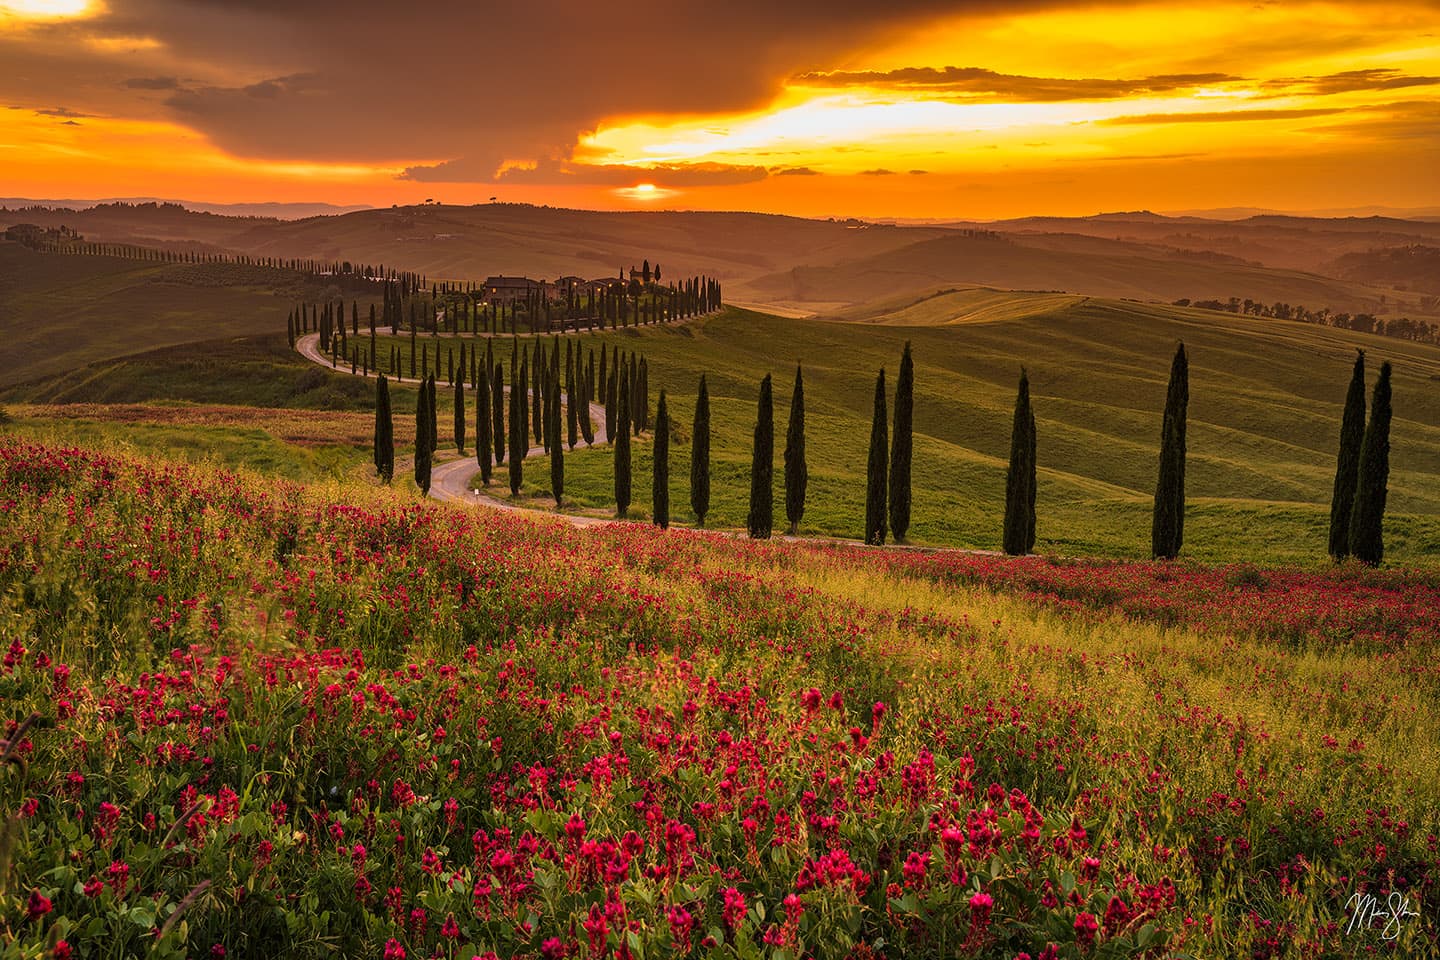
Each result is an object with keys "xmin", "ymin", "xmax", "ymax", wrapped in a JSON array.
[
  {"xmin": 614, "ymin": 182, "xmax": 676, "ymax": 201},
  {"xmin": 0, "ymin": 0, "xmax": 95, "ymax": 19}
]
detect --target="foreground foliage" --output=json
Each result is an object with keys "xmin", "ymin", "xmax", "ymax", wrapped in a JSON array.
[{"xmin": 0, "ymin": 439, "xmax": 1436, "ymax": 958}]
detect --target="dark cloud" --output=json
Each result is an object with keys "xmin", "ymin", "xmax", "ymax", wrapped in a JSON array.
[
  {"xmin": 1264, "ymin": 68, "xmax": 1440, "ymax": 96},
  {"xmin": 1300, "ymin": 99, "xmax": 1440, "ymax": 141},
  {"xmin": 908, "ymin": 169, "xmax": 929, "ymax": 175},
  {"xmin": 772, "ymin": 166, "xmax": 822, "ymax": 176},
  {"xmin": 0, "ymin": 0, "xmax": 1161, "ymax": 177},
  {"xmin": 860, "ymin": 169, "xmax": 897, "ymax": 175},
  {"xmin": 34, "ymin": 106, "xmax": 92, "ymax": 118},
  {"xmin": 1100, "ymin": 107, "xmax": 1347, "ymax": 125},
  {"xmin": 123, "ymin": 76, "xmax": 181, "ymax": 90},
  {"xmin": 793, "ymin": 66, "xmax": 1245, "ymax": 101}
]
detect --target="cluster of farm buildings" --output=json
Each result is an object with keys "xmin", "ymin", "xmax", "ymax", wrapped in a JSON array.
[{"xmin": 481, "ymin": 266, "xmax": 656, "ymax": 305}]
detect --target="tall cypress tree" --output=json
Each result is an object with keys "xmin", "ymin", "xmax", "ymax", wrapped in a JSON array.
[
  {"xmin": 653, "ymin": 390, "xmax": 670, "ymax": 529},
  {"xmin": 748, "ymin": 374, "xmax": 774, "ymax": 539},
  {"xmin": 889, "ymin": 341, "xmax": 914, "ymax": 542},
  {"xmin": 865, "ymin": 368, "xmax": 889, "ymax": 546},
  {"xmin": 549, "ymin": 373, "xmax": 564, "ymax": 507},
  {"xmin": 532, "ymin": 340, "xmax": 544, "ymax": 447},
  {"xmin": 1151, "ymin": 343, "xmax": 1189, "ymax": 560},
  {"xmin": 519, "ymin": 351, "xmax": 530, "ymax": 451},
  {"xmin": 508, "ymin": 363, "xmax": 524, "ymax": 496},
  {"xmin": 374, "ymin": 374, "xmax": 394, "ymax": 483},
  {"xmin": 579, "ymin": 350, "xmax": 595, "ymax": 445},
  {"xmin": 476, "ymin": 363, "xmax": 493, "ymax": 486},
  {"xmin": 453, "ymin": 378, "xmax": 465, "ymax": 454},
  {"xmin": 1348, "ymin": 361, "xmax": 1392, "ymax": 566},
  {"xmin": 615, "ymin": 370, "xmax": 632, "ymax": 517},
  {"xmin": 1003, "ymin": 369, "xmax": 1037, "ymax": 556},
  {"xmin": 414, "ymin": 376, "xmax": 433, "ymax": 495},
  {"xmin": 605, "ymin": 353, "xmax": 618, "ymax": 444},
  {"xmin": 691, "ymin": 375, "xmax": 711, "ymax": 527},
  {"xmin": 566, "ymin": 346, "xmax": 579, "ymax": 450},
  {"xmin": 492, "ymin": 362, "xmax": 506, "ymax": 464},
  {"xmin": 427, "ymin": 375, "xmax": 438, "ymax": 456},
  {"xmin": 1328, "ymin": 350, "xmax": 1366, "ymax": 560},
  {"xmin": 784, "ymin": 364, "xmax": 807, "ymax": 536}
]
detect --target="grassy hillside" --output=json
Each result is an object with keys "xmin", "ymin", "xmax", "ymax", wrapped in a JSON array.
[
  {"xmin": 2, "ymin": 333, "xmax": 381, "ymax": 410},
  {"xmin": 0, "ymin": 242, "xmax": 359, "ymax": 386},
  {"xmin": 748, "ymin": 230, "xmax": 1427, "ymax": 318},
  {"xmin": 829, "ymin": 287, "xmax": 1087, "ymax": 325},
  {"xmin": 373, "ymin": 301, "xmax": 1440, "ymax": 562}
]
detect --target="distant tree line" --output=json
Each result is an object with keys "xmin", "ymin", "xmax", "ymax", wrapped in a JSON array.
[{"xmin": 1174, "ymin": 296, "xmax": 1438, "ymax": 345}]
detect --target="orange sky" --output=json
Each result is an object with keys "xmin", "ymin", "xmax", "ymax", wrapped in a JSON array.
[{"xmin": 2, "ymin": 0, "xmax": 1438, "ymax": 217}]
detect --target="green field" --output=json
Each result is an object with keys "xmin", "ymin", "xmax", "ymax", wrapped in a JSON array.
[
  {"xmin": 2, "ymin": 333, "xmax": 394, "ymax": 411},
  {"xmin": 0, "ymin": 241, "xmax": 367, "ymax": 386},
  {"xmin": 366, "ymin": 301, "xmax": 1440, "ymax": 563}
]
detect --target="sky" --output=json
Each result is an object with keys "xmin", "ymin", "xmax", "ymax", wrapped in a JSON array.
[{"xmin": 2, "ymin": 0, "xmax": 1438, "ymax": 219}]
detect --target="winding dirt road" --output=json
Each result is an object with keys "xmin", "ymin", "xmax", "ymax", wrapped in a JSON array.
[{"xmin": 303, "ymin": 334, "xmax": 620, "ymax": 519}]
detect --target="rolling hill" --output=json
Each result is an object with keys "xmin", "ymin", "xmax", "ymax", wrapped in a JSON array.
[
  {"xmin": 5, "ymin": 201, "xmax": 1435, "ymax": 322},
  {"xmin": 746, "ymin": 229, "xmax": 1428, "ymax": 319},
  {"xmin": 0, "ymin": 241, "xmax": 350, "ymax": 386}
]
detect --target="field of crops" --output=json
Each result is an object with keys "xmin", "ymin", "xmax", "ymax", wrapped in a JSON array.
[{"xmin": 1, "ymin": 438, "xmax": 1436, "ymax": 958}]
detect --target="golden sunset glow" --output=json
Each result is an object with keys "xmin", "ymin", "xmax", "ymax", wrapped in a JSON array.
[
  {"xmin": 0, "ymin": 0, "xmax": 95, "ymax": 21},
  {"xmin": 1, "ymin": 0, "xmax": 1437, "ymax": 215}
]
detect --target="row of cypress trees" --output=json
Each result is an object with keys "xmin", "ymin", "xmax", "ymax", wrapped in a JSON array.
[{"xmin": 373, "ymin": 339, "xmax": 1397, "ymax": 564}]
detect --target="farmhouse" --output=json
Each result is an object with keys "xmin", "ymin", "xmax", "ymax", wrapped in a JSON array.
[{"xmin": 483, "ymin": 275, "xmax": 549, "ymax": 304}]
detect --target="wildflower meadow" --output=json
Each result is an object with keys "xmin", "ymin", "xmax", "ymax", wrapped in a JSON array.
[{"xmin": 1, "ymin": 438, "xmax": 1435, "ymax": 958}]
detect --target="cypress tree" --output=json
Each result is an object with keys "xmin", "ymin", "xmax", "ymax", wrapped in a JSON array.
[
  {"xmin": 477, "ymin": 363, "xmax": 493, "ymax": 485},
  {"xmin": 508, "ymin": 363, "xmax": 524, "ymax": 496},
  {"xmin": 865, "ymin": 368, "xmax": 889, "ymax": 546},
  {"xmin": 889, "ymin": 341, "xmax": 914, "ymax": 542},
  {"xmin": 1348, "ymin": 361, "xmax": 1392, "ymax": 566},
  {"xmin": 579, "ymin": 349, "xmax": 595, "ymax": 445},
  {"xmin": 1002, "ymin": 369, "xmax": 1037, "ymax": 556},
  {"xmin": 519, "ymin": 352, "xmax": 530, "ymax": 452},
  {"xmin": 532, "ymin": 341, "xmax": 544, "ymax": 446},
  {"xmin": 784, "ymin": 364, "xmax": 807, "ymax": 535},
  {"xmin": 427, "ymin": 375, "xmax": 438, "ymax": 455},
  {"xmin": 549, "ymin": 374, "xmax": 564, "ymax": 507},
  {"xmin": 1328, "ymin": 350, "xmax": 1366, "ymax": 560},
  {"xmin": 615, "ymin": 370, "xmax": 632, "ymax": 517},
  {"xmin": 567, "ymin": 344, "xmax": 579, "ymax": 449},
  {"xmin": 605, "ymin": 354, "xmax": 618, "ymax": 443},
  {"xmin": 453, "ymin": 379, "xmax": 465, "ymax": 454},
  {"xmin": 414, "ymin": 376, "xmax": 433, "ymax": 495},
  {"xmin": 1151, "ymin": 343, "xmax": 1189, "ymax": 560},
  {"xmin": 653, "ymin": 390, "xmax": 670, "ymax": 529},
  {"xmin": 748, "ymin": 374, "xmax": 774, "ymax": 539},
  {"xmin": 691, "ymin": 375, "xmax": 711, "ymax": 527},
  {"xmin": 374, "ymin": 375, "xmax": 394, "ymax": 483},
  {"xmin": 492, "ymin": 362, "xmax": 506, "ymax": 464}
]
